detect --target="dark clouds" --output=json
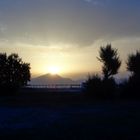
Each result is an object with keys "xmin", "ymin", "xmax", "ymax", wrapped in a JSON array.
[{"xmin": 0, "ymin": 0, "xmax": 140, "ymax": 46}]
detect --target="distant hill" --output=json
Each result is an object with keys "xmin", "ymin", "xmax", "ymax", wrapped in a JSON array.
[{"xmin": 30, "ymin": 74, "xmax": 79, "ymax": 85}]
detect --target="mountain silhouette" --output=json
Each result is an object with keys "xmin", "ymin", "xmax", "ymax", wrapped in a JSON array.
[{"xmin": 30, "ymin": 73, "xmax": 77, "ymax": 85}]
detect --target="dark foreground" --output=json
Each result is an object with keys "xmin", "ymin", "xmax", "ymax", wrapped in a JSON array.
[{"xmin": 0, "ymin": 90, "xmax": 140, "ymax": 140}]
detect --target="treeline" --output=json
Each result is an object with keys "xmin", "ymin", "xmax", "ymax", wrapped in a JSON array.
[
  {"xmin": 83, "ymin": 44, "xmax": 140, "ymax": 99},
  {"xmin": 0, "ymin": 44, "xmax": 139, "ymax": 99}
]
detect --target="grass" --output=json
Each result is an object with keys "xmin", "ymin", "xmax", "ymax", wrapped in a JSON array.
[{"xmin": 0, "ymin": 90, "xmax": 140, "ymax": 139}]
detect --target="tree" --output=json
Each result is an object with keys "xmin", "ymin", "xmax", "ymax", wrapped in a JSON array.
[
  {"xmin": 0, "ymin": 53, "xmax": 7, "ymax": 85},
  {"xmin": 98, "ymin": 44, "xmax": 121, "ymax": 80},
  {"xmin": 0, "ymin": 53, "xmax": 30, "ymax": 91},
  {"xmin": 127, "ymin": 51, "xmax": 140, "ymax": 77},
  {"xmin": 125, "ymin": 51, "xmax": 140, "ymax": 98}
]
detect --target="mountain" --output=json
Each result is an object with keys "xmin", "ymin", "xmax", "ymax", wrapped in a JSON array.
[{"xmin": 30, "ymin": 74, "xmax": 78, "ymax": 85}]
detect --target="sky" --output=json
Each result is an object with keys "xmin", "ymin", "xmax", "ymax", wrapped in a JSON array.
[{"xmin": 0, "ymin": 0, "xmax": 140, "ymax": 79}]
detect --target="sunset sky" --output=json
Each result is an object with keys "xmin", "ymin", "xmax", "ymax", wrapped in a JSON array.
[{"xmin": 0, "ymin": 0, "xmax": 140, "ymax": 79}]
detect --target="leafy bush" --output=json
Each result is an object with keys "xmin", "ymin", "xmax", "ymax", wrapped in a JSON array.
[
  {"xmin": 83, "ymin": 75, "xmax": 102, "ymax": 98},
  {"xmin": 83, "ymin": 75, "xmax": 117, "ymax": 99}
]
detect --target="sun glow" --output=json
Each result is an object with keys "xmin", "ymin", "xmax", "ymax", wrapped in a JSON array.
[{"xmin": 48, "ymin": 66, "xmax": 60, "ymax": 74}]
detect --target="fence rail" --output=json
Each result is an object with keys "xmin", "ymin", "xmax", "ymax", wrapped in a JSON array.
[{"xmin": 25, "ymin": 84, "xmax": 82, "ymax": 89}]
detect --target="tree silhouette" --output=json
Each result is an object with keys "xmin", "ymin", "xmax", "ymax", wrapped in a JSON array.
[
  {"xmin": 84, "ymin": 44, "xmax": 121, "ymax": 99},
  {"xmin": 0, "ymin": 53, "xmax": 7, "ymax": 85},
  {"xmin": 124, "ymin": 51, "xmax": 140, "ymax": 98},
  {"xmin": 0, "ymin": 53, "xmax": 30, "ymax": 92},
  {"xmin": 98, "ymin": 44, "xmax": 121, "ymax": 80},
  {"xmin": 127, "ymin": 51, "xmax": 140, "ymax": 77}
]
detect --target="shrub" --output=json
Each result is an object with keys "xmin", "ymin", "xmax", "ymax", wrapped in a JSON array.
[{"xmin": 83, "ymin": 75, "xmax": 102, "ymax": 98}]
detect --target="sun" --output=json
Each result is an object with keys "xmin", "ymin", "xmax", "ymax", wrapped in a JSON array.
[{"xmin": 48, "ymin": 66, "xmax": 60, "ymax": 75}]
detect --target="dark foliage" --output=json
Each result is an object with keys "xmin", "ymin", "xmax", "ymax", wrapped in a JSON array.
[
  {"xmin": 127, "ymin": 51, "xmax": 140, "ymax": 76},
  {"xmin": 121, "ymin": 51, "xmax": 140, "ymax": 98},
  {"xmin": 98, "ymin": 44, "xmax": 121, "ymax": 80},
  {"xmin": 102, "ymin": 78, "xmax": 117, "ymax": 99},
  {"xmin": 83, "ymin": 75, "xmax": 117, "ymax": 99},
  {"xmin": 83, "ymin": 75, "xmax": 102, "ymax": 98},
  {"xmin": 84, "ymin": 45, "xmax": 120, "ymax": 99},
  {"xmin": 120, "ymin": 77, "xmax": 140, "ymax": 99},
  {"xmin": 0, "ymin": 53, "xmax": 30, "ymax": 94}
]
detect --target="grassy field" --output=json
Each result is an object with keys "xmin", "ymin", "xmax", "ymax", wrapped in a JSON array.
[{"xmin": 0, "ymin": 91, "xmax": 140, "ymax": 139}]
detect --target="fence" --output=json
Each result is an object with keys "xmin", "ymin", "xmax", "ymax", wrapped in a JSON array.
[
  {"xmin": 25, "ymin": 84, "xmax": 82, "ymax": 89},
  {"xmin": 23, "ymin": 84, "xmax": 83, "ymax": 93}
]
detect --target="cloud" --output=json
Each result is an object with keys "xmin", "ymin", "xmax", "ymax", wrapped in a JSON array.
[{"xmin": 0, "ymin": 0, "xmax": 140, "ymax": 47}]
